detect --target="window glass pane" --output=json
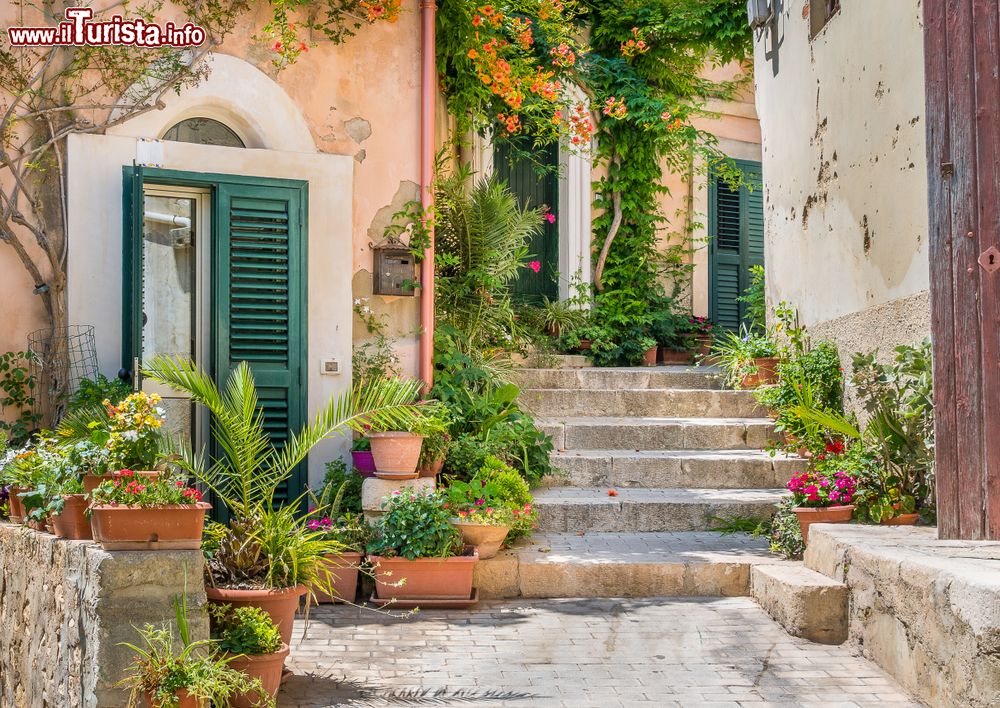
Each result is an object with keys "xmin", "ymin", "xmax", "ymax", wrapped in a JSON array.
[{"xmin": 163, "ymin": 117, "xmax": 245, "ymax": 148}]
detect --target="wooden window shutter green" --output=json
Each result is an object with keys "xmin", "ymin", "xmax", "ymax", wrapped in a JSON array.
[
  {"xmin": 214, "ymin": 181, "xmax": 308, "ymax": 509},
  {"xmin": 709, "ymin": 159, "xmax": 764, "ymax": 331}
]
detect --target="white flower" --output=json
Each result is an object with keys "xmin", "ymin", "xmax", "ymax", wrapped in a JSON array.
[
  {"xmin": 354, "ymin": 298, "xmax": 362, "ymax": 305},
  {"xmin": 123, "ymin": 430, "xmax": 139, "ymax": 442}
]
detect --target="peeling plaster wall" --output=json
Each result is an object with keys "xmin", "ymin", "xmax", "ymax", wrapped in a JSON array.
[{"xmin": 752, "ymin": 0, "xmax": 930, "ymax": 358}]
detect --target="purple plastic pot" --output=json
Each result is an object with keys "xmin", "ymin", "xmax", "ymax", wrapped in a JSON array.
[{"xmin": 351, "ymin": 450, "xmax": 377, "ymax": 478}]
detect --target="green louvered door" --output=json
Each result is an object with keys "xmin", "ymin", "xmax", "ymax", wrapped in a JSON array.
[
  {"xmin": 709, "ymin": 159, "xmax": 764, "ymax": 330},
  {"xmin": 494, "ymin": 140, "xmax": 559, "ymax": 303},
  {"xmin": 215, "ymin": 182, "xmax": 308, "ymax": 511}
]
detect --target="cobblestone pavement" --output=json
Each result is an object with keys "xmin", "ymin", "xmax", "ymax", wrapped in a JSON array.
[{"xmin": 277, "ymin": 597, "xmax": 919, "ymax": 708}]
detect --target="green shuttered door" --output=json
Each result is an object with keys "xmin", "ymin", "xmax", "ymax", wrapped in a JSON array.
[
  {"xmin": 215, "ymin": 183, "xmax": 308, "ymax": 508},
  {"xmin": 709, "ymin": 159, "xmax": 764, "ymax": 330}
]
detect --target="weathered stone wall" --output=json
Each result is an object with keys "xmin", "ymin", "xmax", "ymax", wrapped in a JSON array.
[
  {"xmin": 806, "ymin": 525, "xmax": 1000, "ymax": 708},
  {"xmin": 0, "ymin": 523, "xmax": 207, "ymax": 707}
]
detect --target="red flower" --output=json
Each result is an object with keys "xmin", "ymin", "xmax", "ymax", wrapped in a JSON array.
[{"xmin": 607, "ymin": 489, "xmax": 618, "ymax": 497}]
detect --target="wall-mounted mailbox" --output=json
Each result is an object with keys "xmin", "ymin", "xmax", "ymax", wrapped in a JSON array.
[{"xmin": 373, "ymin": 246, "xmax": 417, "ymax": 296}]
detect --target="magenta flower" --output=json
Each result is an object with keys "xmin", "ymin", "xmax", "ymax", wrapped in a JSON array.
[
  {"xmin": 526, "ymin": 260, "xmax": 542, "ymax": 273},
  {"xmin": 545, "ymin": 213, "xmax": 556, "ymax": 224}
]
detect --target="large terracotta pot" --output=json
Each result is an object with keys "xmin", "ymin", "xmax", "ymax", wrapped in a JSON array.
[
  {"xmin": 642, "ymin": 345, "xmax": 659, "ymax": 367},
  {"xmin": 741, "ymin": 357, "xmax": 781, "ymax": 388},
  {"xmin": 89, "ymin": 502, "xmax": 210, "ymax": 550},
  {"xmin": 312, "ymin": 551, "xmax": 363, "ymax": 604},
  {"xmin": 51, "ymin": 494, "xmax": 92, "ymax": 540},
  {"xmin": 368, "ymin": 432, "xmax": 425, "ymax": 480},
  {"xmin": 370, "ymin": 550, "xmax": 478, "ymax": 601},
  {"xmin": 205, "ymin": 585, "xmax": 307, "ymax": 645},
  {"xmin": 351, "ymin": 450, "xmax": 377, "ymax": 478},
  {"xmin": 451, "ymin": 520, "xmax": 509, "ymax": 559},
  {"xmin": 7, "ymin": 486, "xmax": 28, "ymax": 523},
  {"xmin": 226, "ymin": 644, "xmax": 290, "ymax": 708},
  {"xmin": 83, "ymin": 470, "xmax": 160, "ymax": 494},
  {"xmin": 145, "ymin": 689, "xmax": 202, "ymax": 708},
  {"xmin": 881, "ymin": 513, "xmax": 919, "ymax": 526},
  {"xmin": 418, "ymin": 457, "xmax": 445, "ymax": 479},
  {"xmin": 793, "ymin": 504, "xmax": 855, "ymax": 544},
  {"xmin": 660, "ymin": 348, "xmax": 694, "ymax": 365}
]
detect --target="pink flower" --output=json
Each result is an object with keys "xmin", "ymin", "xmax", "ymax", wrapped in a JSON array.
[
  {"xmin": 526, "ymin": 260, "xmax": 541, "ymax": 273},
  {"xmin": 544, "ymin": 213, "xmax": 556, "ymax": 224}
]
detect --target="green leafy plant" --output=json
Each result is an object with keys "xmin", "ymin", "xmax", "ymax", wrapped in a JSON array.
[
  {"xmin": 475, "ymin": 455, "xmax": 536, "ymax": 541},
  {"xmin": 352, "ymin": 297, "xmax": 402, "ymax": 385},
  {"xmin": 768, "ymin": 497, "xmax": 805, "ymax": 560},
  {"xmin": 67, "ymin": 374, "xmax": 132, "ymax": 414},
  {"xmin": 144, "ymin": 355, "xmax": 424, "ymax": 590},
  {"xmin": 118, "ymin": 595, "xmax": 271, "ymax": 707},
  {"xmin": 318, "ymin": 459, "xmax": 363, "ymax": 515},
  {"xmin": 209, "ymin": 604, "xmax": 283, "ymax": 656},
  {"xmin": 0, "ymin": 351, "xmax": 42, "ymax": 445},
  {"xmin": 737, "ymin": 264, "xmax": 766, "ymax": 331},
  {"xmin": 367, "ymin": 487, "xmax": 464, "ymax": 560},
  {"xmin": 711, "ymin": 326, "xmax": 778, "ymax": 388}
]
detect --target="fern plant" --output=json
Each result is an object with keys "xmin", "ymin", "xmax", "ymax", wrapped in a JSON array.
[{"xmin": 144, "ymin": 355, "xmax": 426, "ymax": 591}]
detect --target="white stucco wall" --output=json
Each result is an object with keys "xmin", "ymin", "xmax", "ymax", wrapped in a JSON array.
[
  {"xmin": 66, "ymin": 133, "xmax": 353, "ymax": 485},
  {"xmin": 752, "ymin": 0, "xmax": 929, "ymax": 339}
]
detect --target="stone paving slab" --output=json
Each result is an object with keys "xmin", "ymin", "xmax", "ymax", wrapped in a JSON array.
[
  {"xmin": 520, "ymin": 388, "xmax": 765, "ymax": 418},
  {"xmin": 513, "ymin": 366, "xmax": 725, "ymax": 391},
  {"xmin": 278, "ymin": 597, "xmax": 919, "ymax": 707}
]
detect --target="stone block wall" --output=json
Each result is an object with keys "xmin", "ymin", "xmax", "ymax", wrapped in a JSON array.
[{"xmin": 0, "ymin": 522, "xmax": 207, "ymax": 707}]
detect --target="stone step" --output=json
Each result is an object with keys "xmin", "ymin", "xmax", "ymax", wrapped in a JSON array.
[
  {"xmin": 545, "ymin": 449, "xmax": 800, "ymax": 489},
  {"xmin": 513, "ymin": 366, "xmax": 725, "ymax": 391},
  {"xmin": 520, "ymin": 388, "xmax": 765, "ymax": 418},
  {"xmin": 511, "ymin": 353, "xmax": 590, "ymax": 369},
  {"xmin": 539, "ymin": 416, "xmax": 780, "ymax": 451},
  {"xmin": 750, "ymin": 563, "xmax": 848, "ymax": 645},
  {"xmin": 533, "ymin": 487, "xmax": 785, "ymax": 533},
  {"xmin": 474, "ymin": 532, "xmax": 788, "ymax": 599}
]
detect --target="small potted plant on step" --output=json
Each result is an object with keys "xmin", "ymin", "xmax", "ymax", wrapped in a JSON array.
[
  {"xmin": 209, "ymin": 604, "xmax": 287, "ymax": 708},
  {"xmin": 414, "ymin": 405, "xmax": 451, "ymax": 478},
  {"xmin": 368, "ymin": 487, "xmax": 478, "ymax": 605},
  {"xmin": 786, "ymin": 467, "xmax": 858, "ymax": 544},
  {"xmin": 712, "ymin": 325, "xmax": 780, "ymax": 389},
  {"xmin": 118, "ymin": 596, "xmax": 271, "ymax": 708}
]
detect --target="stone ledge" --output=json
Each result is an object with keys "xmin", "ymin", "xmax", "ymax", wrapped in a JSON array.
[
  {"xmin": 750, "ymin": 563, "xmax": 847, "ymax": 644},
  {"xmin": 0, "ymin": 522, "xmax": 206, "ymax": 708},
  {"xmin": 805, "ymin": 524, "xmax": 1000, "ymax": 707}
]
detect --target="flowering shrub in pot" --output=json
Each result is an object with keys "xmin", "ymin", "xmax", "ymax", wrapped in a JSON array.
[
  {"xmin": 786, "ymin": 467, "xmax": 857, "ymax": 544},
  {"xmin": 79, "ymin": 391, "xmax": 166, "ymax": 492},
  {"xmin": 143, "ymin": 355, "xmax": 424, "ymax": 644},
  {"xmin": 368, "ymin": 487, "xmax": 477, "ymax": 601},
  {"xmin": 89, "ymin": 472, "xmax": 210, "ymax": 550},
  {"xmin": 209, "ymin": 604, "xmax": 286, "ymax": 708}
]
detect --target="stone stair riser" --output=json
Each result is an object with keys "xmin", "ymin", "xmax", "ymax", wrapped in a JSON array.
[
  {"xmin": 536, "ymin": 498, "xmax": 780, "ymax": 533},
  {"xmin": 546, "ymin": 454, "xmax": 800, "ymax": 489},
  {"xmin": 541, "ymin": 421, "xmax": 780, "ymax": 451},
  {"xmin": 513, "ymin": 369, "xmax": 724, "ymax": 391},
  {"xmin": 521, "ymin": 389, "xmax": 766, "ymax": 418}
]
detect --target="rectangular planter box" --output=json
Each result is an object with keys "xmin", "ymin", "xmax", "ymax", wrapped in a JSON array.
[
  {"xmin": 370, "ymin": 550, "xmax": 478, "ymax": 600},
  {"xmin": 89, "ymin": 503, "xmax": 210, "ymax": 550}
]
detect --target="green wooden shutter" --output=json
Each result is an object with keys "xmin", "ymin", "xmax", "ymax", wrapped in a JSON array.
[
  {"xmin": 709, "ymin": 159, "xmax": 764, "ymax": 330},
  {"xmin": 493, "ymin": 139, "xmax": 559, "ymax": 303},
  {"xmin": 215, "ymin": 182, "xmax": 308, "ymax": 509}
]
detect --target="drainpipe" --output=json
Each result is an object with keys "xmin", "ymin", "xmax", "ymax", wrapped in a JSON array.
[{"xmin": 418, "ymin": 0, "xmax": 436, "ymax": 391}]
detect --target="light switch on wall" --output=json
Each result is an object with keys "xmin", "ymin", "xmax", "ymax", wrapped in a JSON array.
[{"xmin": 320, "ymin": 358, "xmax": 341, "ymax": 375}]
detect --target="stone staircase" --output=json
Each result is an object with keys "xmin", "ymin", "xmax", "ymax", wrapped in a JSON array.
[{"xmin": 475, "ymin": 362, "xmax": 800, "ymax": 599}]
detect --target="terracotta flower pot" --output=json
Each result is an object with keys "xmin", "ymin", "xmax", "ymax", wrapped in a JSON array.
[
  {"xmin": 659, "ymin": 348, "xmax": 694, "ymax": 365},
  {"xmin": 418, "ymin": 457, "xmax": 445, "ymax": 479},
  {"xmin": 145, "ymin": 688, "xmax": 203, "ymax": 708},
  {"xmin": 576, "ymin": 338, "xmax": 592, "ymax": 351},
  {"xmin": 26, "ymin": 518, "xmax": 48, "ymax": 533},
  {"xmin": 226, "ymin": 644, "xmax": 290, "ymax": 708},
  {"xmin": 83, "ymin": 470, "xmax": 160, "ymax": 494},
  {"xmin": 741, "ymin": 357, "xmax": 781, "ymax": 388},
  {"xmin": 695, "ymin": 333, "xmax": 714, "ymax": 357},
  {"xmin": 793, "ymin": 504, "xmax": 855, "ymax": 545},
  {"xmin": 312, "ymin": 551, "xmax": 363, "ymax": 604},
  {"xmin": 205, "ymin": 585, "xmax": 307, "ymax": 645},
  {"xmin": 351, "ymin": 450, "xmax": 377, "ymax": 478},
  {"xmin": 368, "ymin": 432, "xmax": 425, "ymax": 480},
  {"xmin": 642, "ymin": 345, "xmax": 659, "ymax": 367},
  {"xmin": 370, "ymin": 549, "xmax": 478, "ymax": 601},
  {"xmin": 451, "ymin": 520, "xmax": 509, "ymax": 559},
  {"xmin": 51, "ymin": 494, "xmax": 92, "ymax": 540},
  {"xmin": 7, "ymin": 486, "xmax": 28, "ymax": 523},
  {"xmin": 881, "ymin": 513, "xmax": 919, "ymax": 526},
  {"xmin": 89, "ymin": 502, "xmax": 210, "ymax": 550}
]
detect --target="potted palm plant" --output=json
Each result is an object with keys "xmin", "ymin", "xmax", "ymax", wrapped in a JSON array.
[
  {"xmin": 118, "ymin": 596, "xmax": 270, "ymax": 708},
  {"xmin": 368, "ymin": 487, "xmax": 478, "ymax": 604},
  {"xmin": 209, "ymin": 604, "xmax": 287, "ymax": 708},
  {"xmin": 143, "ymin": 355, "xmax": 424, "ymax": 645}
]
